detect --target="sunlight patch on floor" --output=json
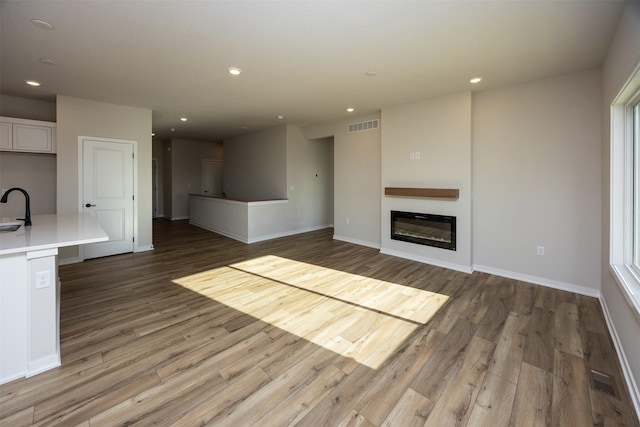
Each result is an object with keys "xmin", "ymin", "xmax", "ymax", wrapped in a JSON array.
[{"xmin": 173, "ymin": 255, "xmax": 449, "ymax": 369}]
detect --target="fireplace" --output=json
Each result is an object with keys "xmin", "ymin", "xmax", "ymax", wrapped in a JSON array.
[{"xmin": 391, "ymin": 211, "xmax": 456, "ymax": 251}]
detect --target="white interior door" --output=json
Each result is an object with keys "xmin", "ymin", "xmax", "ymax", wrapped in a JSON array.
[
  {"xmin": 81, "ymin": 137, "xmax": 135, "ymax": 259},
  {"xmin": 202, "ymin": 160, "xmax": 223, "ymax": 196}
]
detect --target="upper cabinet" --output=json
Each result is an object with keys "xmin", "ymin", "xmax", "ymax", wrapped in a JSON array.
[{"xmin": 0, "ymin": 117, "xmax": 56, "ymax": 154}]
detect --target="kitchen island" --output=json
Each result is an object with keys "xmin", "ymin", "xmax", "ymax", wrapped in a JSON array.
[{"xmin": 0, "ymin": 213, "xmax": 108, "ymax": 384}]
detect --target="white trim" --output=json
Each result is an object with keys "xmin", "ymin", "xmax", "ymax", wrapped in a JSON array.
[
  {"xmin": 135, "ymin": 245, "xmax": 154, "ymax": 253},
  {"xmin": 333, "ymin": 234, "xmax": 380, "ymax": 250},
  {"xmin": 599, "ymin": 295, "xmax": 640, "ymax": 418},
  {"xmin": 610, "ymin": 265, "xmax": 640, "ymax": 323},
  {"xmin": 381, "ymin": 248, "xmax": 473, "ymax": 274},
  {"xmin": 26, "ymin": 248, "xmax": 58, "ymax": 259},
  {"xmin": 171, "ymin": 216, "xmax": 190, "ymax": 221},
  {"xmin": 474, "ymin": 264, "xmax": 600, "ymax": 298}
]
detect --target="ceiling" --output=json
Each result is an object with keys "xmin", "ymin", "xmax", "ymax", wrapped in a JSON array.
[{"xmin": 0, "ymin": 0, "xmax": 626, "ymax": 142}]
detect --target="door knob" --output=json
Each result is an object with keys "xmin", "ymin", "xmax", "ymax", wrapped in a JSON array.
[{"xmin": 85, "ymin": 203, "xmax": 96, "ymax": 208}]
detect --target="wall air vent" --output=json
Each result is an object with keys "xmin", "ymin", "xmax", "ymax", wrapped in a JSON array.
[{"xmin": 348, "ymin": 119, "xmax": 379, "ymax": 133}]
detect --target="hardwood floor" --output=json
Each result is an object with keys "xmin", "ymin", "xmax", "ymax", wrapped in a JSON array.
[{"xmin": 1, "ymin": 219, "xmax": 638, "ymax": 426}]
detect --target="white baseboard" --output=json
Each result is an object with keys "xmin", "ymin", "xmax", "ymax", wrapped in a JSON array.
[
  {"xmin": 473, "ymin": 264, "xmax": 600, "ymax": 298},
  {"xmin": 171, "ymin": 216, "xmax": 189, "ymax": 221},
  {"xmin": 380, "ymin": 248, "xmax": 473, "ymax": 274},
  {"xmin": 135, "ymin": 245, "xmax": 154, "ymax": 253},
  {"xmin": 333, "ymin": 234, "xmax": 380, "ymax": 250},
  {"xmin": 599, "ymin": 296, "xmax": 640, "ymax": 418}
]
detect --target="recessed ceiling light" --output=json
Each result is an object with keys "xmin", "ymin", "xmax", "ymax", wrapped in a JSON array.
[
  {"xmin": 365, "ymin": 71, "xmax": 377, "ymax": 77},
  {"xmin": 227, "ymin": 67, "xmax": 242, "ymax": 76},
  {"xmin": 25, "ymin": 80, "xmax": 41, "ymax": 87},
  {"xmin": 277, "ymin": 115, "xmax": 284, "ymax": 120},
  {"xmin": 170, "ymin": 128, "xmax": 175, "ymax": 132},
  {"xmin": 346, "ymin": 108, "xmax": 355, "ymax": 113},
  {"xmin": 31, "ymin": 19, "xmax": 55, "ymax": 30},
  {"xmin": 180, "ymin": 117, "xmax": 188, "ymax": 122},
  {"xmin": 39, "ymin": 58, "xmax": 58, "ymax": 66},
  {"xmin": 469, "ymin": 77, "xmax": 483, "ymax": 84}
]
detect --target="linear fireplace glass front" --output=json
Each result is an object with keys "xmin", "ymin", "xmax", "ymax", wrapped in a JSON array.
[{"xmin": 391, "ymin": 211, "xmax": 456, "ymax": 251}]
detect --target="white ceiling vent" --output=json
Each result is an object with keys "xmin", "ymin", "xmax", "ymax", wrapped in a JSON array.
[{"xmin": 348, "ymin": 119, "xmax": 379, "ymax": 133}]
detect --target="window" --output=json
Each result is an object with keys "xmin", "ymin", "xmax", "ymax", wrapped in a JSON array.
[{"xmin": 611, "ymin": 67, "xmax": 640, "ymax": 317}]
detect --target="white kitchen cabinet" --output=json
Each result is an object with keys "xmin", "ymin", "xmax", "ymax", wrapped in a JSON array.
[
  {"xmin": 0, "ymin": 122, "xmax": 11, "ymax": 150},
  {"xmin": 0, "ymin": 117, "xmax": 56, "ymax": 154}
]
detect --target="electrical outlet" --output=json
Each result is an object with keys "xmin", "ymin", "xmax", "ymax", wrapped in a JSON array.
[
  {"xmin": 537, "ymin": 246, "xmax": 545, "ymax": 256},
  {"xmin": 346, "ymin": 218, "xmax": 350, "ymax": 225},
  {"xmin": 36, "ymin": 270, "xmax": 50, "ymax": 289}
]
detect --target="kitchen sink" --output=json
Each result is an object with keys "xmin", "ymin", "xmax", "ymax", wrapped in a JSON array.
[{"xmin": 0, "ymin": 222, "xmax": 22, "ymax": 233}]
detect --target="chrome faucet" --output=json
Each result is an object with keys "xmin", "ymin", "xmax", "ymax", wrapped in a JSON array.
[{"xmin": 0, "ymin": 187, "xmax": 32, "ymax": 226}]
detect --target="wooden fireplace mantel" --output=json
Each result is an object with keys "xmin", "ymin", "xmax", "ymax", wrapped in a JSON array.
[{"xmin": 384, "ymin": 187, "xmax": 459, "ymax": 199}]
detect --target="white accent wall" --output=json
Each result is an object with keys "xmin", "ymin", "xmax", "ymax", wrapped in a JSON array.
[{"xmin": 380, "ymin": 91, "xmax": 472, "ymax": 272}]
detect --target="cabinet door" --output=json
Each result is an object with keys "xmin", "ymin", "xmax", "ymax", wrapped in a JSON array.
[
  {"xmin": 13, "ymin": 124, "xmax": 53, "ymax": 153},
  {"xmin": 0, "ymin": 123, "xmax": 12, "ymax": 150}
]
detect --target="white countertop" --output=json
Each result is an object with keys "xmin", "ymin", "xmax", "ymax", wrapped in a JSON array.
[{"xmin": 0, "ymin": 213, "xmax": 108, "ymax": 256}]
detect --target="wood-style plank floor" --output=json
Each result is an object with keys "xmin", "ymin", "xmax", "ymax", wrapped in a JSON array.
[{"xmin": 1, "ymin": 219, "xmax": 638, "ymax": 426}]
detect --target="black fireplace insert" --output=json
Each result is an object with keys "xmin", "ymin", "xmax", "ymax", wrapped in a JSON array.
[{"xmin": 391, "ymin": 210, "xmax": 456, "ymax": 251}]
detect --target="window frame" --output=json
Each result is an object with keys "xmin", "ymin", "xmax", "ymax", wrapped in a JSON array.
[{"xmin": 610, "ymin": 64, "xmax": 640, "ymax": 319}]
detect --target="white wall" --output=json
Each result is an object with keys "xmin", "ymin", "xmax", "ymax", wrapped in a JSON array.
[
  {"xmin": 601, "ymin": 1, "xmax": 640, "ymax": 413},
  {"xmin": 0, "ymin": 95, "xmax": 56, "ymax": 122},
  {"xmin": 381, "ymin": 92, "xmax": 472, "ymax": 272},
  {"xmin": 286, "ymin": 126, "xmax": 334, "ymax": 231},
  {"xmin": 0, "ymin": 152, "xmax": 56, "ymax": 217},
  {"xmin": 303, "ymin": 113, "xmax": 381, "ymax": 248},
  {"xmin": 223, "ymin": 126, "xmax": 287, "ymax": 201},
  {"xmin": 167, "ymin": 138, "xmax": 222, "ymax": 220},
  {"xmin": 56, "ymin": 95, "xmax": 152, "ymax": 261},
  {"xmin": 473, "ymin": 69, "xmax": 602, "ymax": 294}
]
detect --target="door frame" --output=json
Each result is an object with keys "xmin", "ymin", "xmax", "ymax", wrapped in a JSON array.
[
  {"xmin": 77, "ymin": 136, "xmax": 138, "ymax": 261},
  {"xmin": 152, "ymin": 158, "xmax": 159, "ymax": 218}
]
